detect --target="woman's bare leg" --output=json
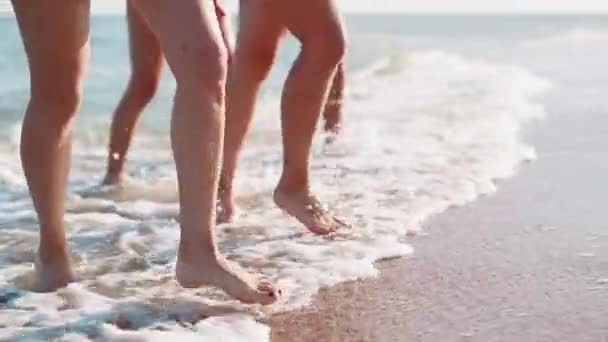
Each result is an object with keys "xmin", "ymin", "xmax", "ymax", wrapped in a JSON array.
[
  {"xmin": 323, "ymin": 62, "xmax": 345, "ymax": 134},
  {"xmin": 11, "ymin": 0, "xmax": 90, "ymax": 291},
  {"xmin": 214, "ymin": 0, "xmax": 234, "ymax": 61},
  {"xmin": 103, "ymin": 0, "xmax": 163, "ymax": 185},
  {"xmin": 130, "ymin": 0, "xmax": 279, "ymax": 305},
  {"xmin": 104, "ymin": 0, "xmax": 232, "ymax": 186},
  {"xmin": 217, "ymin": 0, "xmax": 285, "ymax": 223},
  {"xmin": 272, "ymin": 0, "xmax": 348, "ymax": 234}
]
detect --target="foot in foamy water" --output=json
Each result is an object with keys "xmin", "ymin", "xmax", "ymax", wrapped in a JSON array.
[
  {"xmin": 216, "ymin": 186, "xmax": 235, "ymax": 224},
  {"xmin": 323, "ymin": 121, "xmax": 342, "ymax": 145},
  {"xmin": 274, "ymin": 187, "xmax": 348, "ymax": 235},
  {"xmin": 77, "ymin": 172, "xmax": 124, "ymax": 199},
  {"xmin": 102, "ymin": 172, "xmax": 122, "ymax": 187},
  {"xmin": 176, "ymin": 254, "xmax": 280, "ymax": 305},
  {"xmin": 324, "ymin": 121, "xmax": 341, "ymax": 136},
  {"xmin": 323, "ymin": 131, "xmax": 339, "ymax": 145},
  {"xmin": 35, "ymin": 250, "xmax": 75, "ymax": 292}
]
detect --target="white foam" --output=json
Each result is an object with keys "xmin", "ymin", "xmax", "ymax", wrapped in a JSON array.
[
  {"xmin": 0, "ymin": 49, "xmax": 549, "ymax": 340},
  {"xmin": 100, "ymin": 315, "xmax": 269, "ymax": 342}
]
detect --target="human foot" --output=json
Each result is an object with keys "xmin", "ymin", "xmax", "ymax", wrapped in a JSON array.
[
  {"xmin": 176, "ymin": 254, "xmax": 280, "ymax": 305},
  {"xmin": 324, "ymin": 120, "xmax": 341, "ymax": 136},
  {"xmin": 35, "ymin": 248, "xmax": 76, "ymax": 292},
  {"xmin": 216, "ymin": 186, "xmax": 235, "ymax": 224},
  {"xmin": 101, "ymin": 172, "xmax": 121, "ymax": 186},
  {"xmin": 274, "ymin": 187, "xmax": 348, "ymax": 235},
  {"xmin": 323, "ymin": 131, "xmax": 339, "ymax": 145}
]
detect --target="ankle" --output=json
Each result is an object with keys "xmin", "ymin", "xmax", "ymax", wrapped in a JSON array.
[
  {"xmin": 178, "ymin": 237, "xmax": 219, "ymax": 262},
  {"xmin": 219, "ymin": 174, "xmax": 234, "ymax": 194},
  {"xmin": 276, "ymin": 176, "xmax": 309, "ymax": 195},
  {"xmin": 102, "ymin": 172, "xmax": 121, "ymax": 185},
  {"xmin": 38, "ymin": 241, "xmax": 70, "ymax": 264}
]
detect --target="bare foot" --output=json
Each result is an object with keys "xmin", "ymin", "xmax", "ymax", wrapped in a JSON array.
[
  {"xmin": 324, "ymin": 121, "xmax": 341, "ymax": 136},
  {"xmin": 176, "ymin": 255, "xmax": 280, "ymax": 305},
  {"xmin": 274, "ymin": 188, "xmax": 348, "ymax": 235},
  {"xmin": 324, "ymin": 132, "xmax": 338, "ymax": 145},
  {"xmin": 101, "ymin": 172, "xmax": 121, "ymax": 186},
  {"xmin": 35, "ymin": 249, "xmax": 75, "ymax": 292},
  {"xmin": 324, "ymin": 120, "xmax": 341, "ymax": 145},
  {"xmin": 216, "ymin": 186, "xmax": 235, "ymax": 224}
]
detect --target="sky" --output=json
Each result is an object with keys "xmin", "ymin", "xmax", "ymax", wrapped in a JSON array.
[{"xmin": 90, "ymin": 0, "xmax": 608, "ymax": 14}]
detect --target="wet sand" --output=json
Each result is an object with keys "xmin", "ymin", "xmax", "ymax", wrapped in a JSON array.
[{"xmin": 270, "ymin": 106, "xmax": 608, "ymax": 341}]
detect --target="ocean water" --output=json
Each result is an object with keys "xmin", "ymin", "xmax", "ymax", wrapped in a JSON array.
[{"xmin": 1, "ymin": 14, "xmax": 607, "ymax": 341}]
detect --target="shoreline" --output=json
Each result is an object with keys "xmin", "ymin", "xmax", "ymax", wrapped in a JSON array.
[{"xmin": 270, "ymin": 104, "xmax": 608, "ymax": 341}]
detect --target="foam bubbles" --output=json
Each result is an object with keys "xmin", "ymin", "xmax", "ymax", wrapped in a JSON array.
[{"xmin": 0, "ymin": 50, "xmax": 549, "ymax": 341}]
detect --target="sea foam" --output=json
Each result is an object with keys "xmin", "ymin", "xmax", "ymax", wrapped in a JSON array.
[{"xmin": 0, "ymin": 49, "xmax": 549, "ymax": 341}]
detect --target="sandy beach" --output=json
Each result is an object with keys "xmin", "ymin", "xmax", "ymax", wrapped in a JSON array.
[{"xmin": 271, "ymin": 101, "xmax": 608, "ymax": 341}]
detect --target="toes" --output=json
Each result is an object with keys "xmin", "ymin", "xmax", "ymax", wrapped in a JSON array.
[
  {"xmin": 308, "ymin": 217, "xmax": 352, "ymax": 236},
  {"xmin": 309, "ymin": 224, "xmax": 335, "ymax": 235},
  {"xmin": 316, "ymin": 216, "xmax": 349, "ymax": 234},
  {"xmin": 257, "ymin": 282, "xmax": 282, "ymax": 297},
  {"xmin": 257, "ymin": 281, "xmax": 274, "ymax": 292},
  {"xmin": 227, "ymin": 283, "xmax": 279, "ymax": 305},
  {"xmin": 315, "ymin": 217, "xmax": 345, "ymax": 234},
  {"xmin": 255, "ymin": 282, "xmax": 282, "ymax": 304},
  {"xmin": 332, "ymin": 216, "xmax": 350, "ymax": 229}
]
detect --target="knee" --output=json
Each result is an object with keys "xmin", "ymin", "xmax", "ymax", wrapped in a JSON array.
[
  {"xmin": 325, "ymin": 31, "xmax": 347, "ymax": 65},
  {"xmin": 303, "ymin": 27, "xmax": 347, "ymax": 70},
  {"xmin": 129, "ymin": 70, "xmax": 161, "ymax": 102},
  {"xmin": 30, "ymin": 76, "xmax": 83, "ymax": 129},
  {"xmin": 235, "ymin": 43, "xmax": 277, "ymax": 82},
  {"xmin": 174, "ymin": 43, "xmax": 228, "ymax": 102}
]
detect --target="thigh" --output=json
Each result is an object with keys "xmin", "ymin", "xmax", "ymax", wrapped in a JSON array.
[
  {"xmin": 129, "ymin": 0, "xmax": 227, "ymax": 82},
  {"xmin": 126, "ymin": 0, "xmax": 163, "ymax": 77},
  {"xmin": 235, "ymin": 0, "xmax": 285, "ymax": 60},
  {"xmin": 11, "ymin": 0, "xmax": 90, "ymax": 96},
  {"xmin": 214, "ymin": 0, "xmax": 233, "ymax": 57},
  {"xmin": 268, "ymin": 0, "xmax": 344, "ymax": 45}
]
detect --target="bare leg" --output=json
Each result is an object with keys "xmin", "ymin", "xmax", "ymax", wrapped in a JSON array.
[
  {"xmin": 323, "ymin": 62, "xmax": 345, "ymax": 135},
  {"xmin": 272, "ymin": 0, "xmax": 348, "ymax": 235},
  {"xmin": 131, "ymin": 0, "xmax": 279, "ymax": 305},
  {"xmin": 103, "ymin": 0, "xmax": 233, "ymax": 186},
  {"xmin": 218, "ymin": 1, "xmax": 285, "ymax": 224},
  {"xmin": 214, "ymin": 0, "xmax": 234, "ymax": 62},
  {"xmin": 103, "ymin": 0, "xmax": 163, "ymax": 185},
  {"xmin": 11, "ymin": 0, "xmax": 90, "ymax": 291}
]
